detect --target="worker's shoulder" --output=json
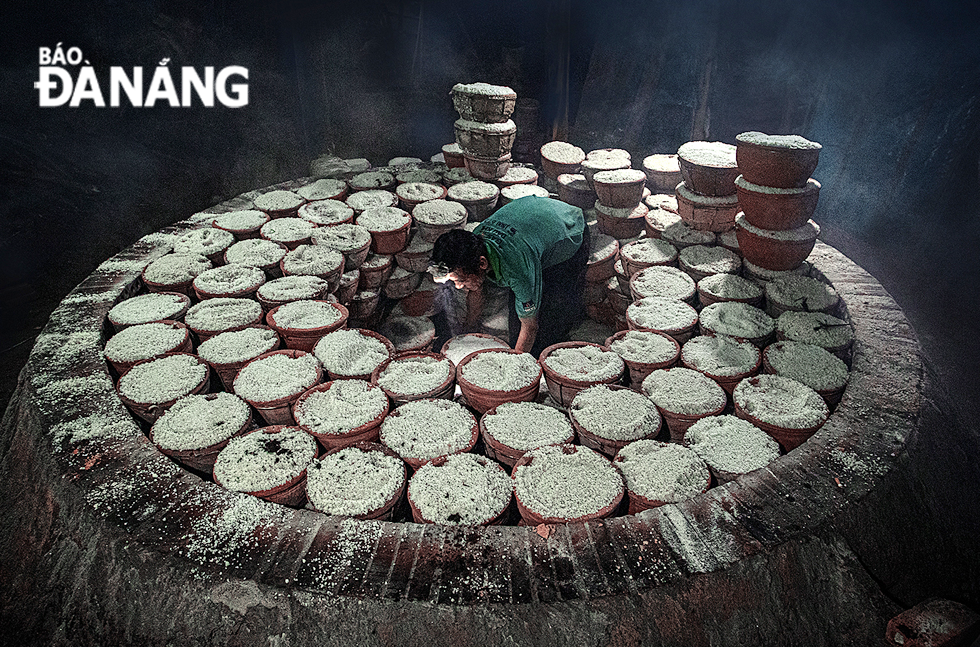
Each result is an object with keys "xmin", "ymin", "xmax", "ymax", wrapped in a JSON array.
[{"xmin": 489, "ymin": 195, "xmax": 584, "ymax": 225}]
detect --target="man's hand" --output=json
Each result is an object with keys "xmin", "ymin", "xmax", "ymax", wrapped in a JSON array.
[{"xmin": 514, "ymin": 314, "xmax": 539, "ymax": 354}]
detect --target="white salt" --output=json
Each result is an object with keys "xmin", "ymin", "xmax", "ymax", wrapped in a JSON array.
[
  {"xmin": 588, "ymin": 232, "xmax": 619, "ymax": 263},
  {"xmin": 271, "ymin": 299, "xmax": 342, "ymax": 330},
  {"xmin": 193, "ymin": 264, "xmax": 265, "ymax": 296},
  {"xmin": 356, "ymin": 206, "xmax": 411, "ymax": 232},
  {"xmin": 631, "ymin": 266, "xmax": 696, "ymax": 300},
  {"xmin": 543, "ymin": 345, "xmax": 624, "ymax": 381},
  {"xmin": 460, "ymin": 349, "xmax": 539, "ymax": 390},
  {"xmin": 681, "ymin": 335, "xmax": 760, "ymax": 377},
  {"xmin": 609, "ymin": 330, "xmax": 678, "ymax": 365},
  {"xmin": 224, "ymin": 239, "xmax": 288, "ymax": 267},
  {"xmin": 118, "ymin": 353, "xmax": 207, "ymax": 405},
  {"xmin": 413, "ymin": 199, "xmax": 467, "ymax": 225},
  {"xmin": 581, "ymin": 156, "xmax": 630, "ymax": 173},
  {"xmin": 513, "ymin": 444, "xmax": 623, "ymax": 520},
  {"xmin": 213, "ymin": 426, "xmax": 317, "ymax": 493},
  {"xmin": 377, "ymin": 355, "xmax": 451, "ymax": 396},
  {"xmin": 281, "ymin": 244, "xmax": 344, "ymax": 277},
  {"xmin": 104, "ymin": 321, "xmax": 186, "ymax": 364},
  {"xmin": 677, "ymin": 141, "xmax": 737, "ymax": 168},
  {"xmin": 346, "ymin": 189, "xmax": 398, "ymax": 213},
  {"xmin": 699, "ymin": 302, "xmax": 775, "ymax": 340},
  {"xmin": 294, "ymin": 379, "xmax": 388, "ymax": 436},
  {"xmin": 641, "ymin": 367, "xmax": 726, "ymax": 416},
  {"xmin": 448, "ymin": 181, "xmax": 499, "ymax": 202},
  {"xmin": 197, "ymin": 327, "xmax": 279, "ymax": 365},
  {"xmin": 380, "ymin": 399, "xmax": 476, "ymax": 461},
  {"xmin": 257, "ymin": 275, "xmax": 329, "ymax": 303},
  {"xmin": 184, "ymin": 298, "xmax": 262, "ymax": 334},
  {"xmin": 441, "ymin": 334, "xmax": 510, "ymax": 366},
  {"xmin": 663, "ymin": 220, "xmax": 717, "ymax": 246},
  {"xmin": 698, "ymin": 273, "xmax": 762, "ymax": 301},
  {"xmin": 254, "ymin": 190, "xmax": 304, "ymax": 211},
  {"xmin": 298, "ymin": 199, "xmax": 354, "ymax": 226},
  {"xmin": 627, "ymin": 297, "xmax": 697, "ymax": 332},
  {"xmin": 173, "ymin": 227, "xmax": 234, "ymax": 257},
  {"xmin": 501, "ymin": 184, "xmax": 549, "ymax": 201},
  {"xmin": 736, "ymin": 131, "xmax": 821, "ymax": 150},
  {"xmin": 260, "ymin": 217, "xmax": 315, "ymax": 243},
  {"xmin": 142, "ymin": 253, "xmax": 211, "ymax": 285},
  {"xmin": 541, "ymin": 141, "xmax": 585, "ymax": 164},
  {"xmin": 151, "ymin": 392, "xmax": 252, "ymax": 451},
  {"xmin": 675, "ymin": 182, "xmax": 740, "ymax": 206},
  {"xmin": 765, "ymin": 275, "xmax": 839, "ymax": 313},
  {"xmin": 735, "ymin": 213, "xmax": 820, "ymax": 242},
  {"xmin": 313, "ymin": 329, "xmax": 391, "ymax": 376},
  {"xmin": 350, "ymin": 171, "xmax": 395, "ymax": 190},
  {"xmin": 396, "ymin": 182, "xmax": 444, "ymax": 202},
  {"xmin": 735, "ymin": 175, "xmax": 821, "ymax": 195},
  {"xmin": 212, "ymin": 209, "xmax": 268, "ymax": 232},
  {"xmin": 408, "ymin": 453, "xmax": 512, "ymax": 525},
  {"xmin": 296, "ymin": 178, "xmax": 347, "ymax": 201},
  {"xmin": 717, "ymin": 228, "xmax": 739, "ymax": 250},
  {"xmin": 498, "ymin": 166, "xmax": 538, "ymax": 183},
  {"xmin": 305, "ymin": 447, "xmax": 404, "ymax": 517},
  {"xmin": 776, "ymin": 311, "xmax": 853, "ymax": 349},
  {"xmin": 642, "ymin": 154, "xmax": 680, "ymax": 173},
  {"xmin": 311, "ymin": 223, "xmax": 372, "ymax": 252},
  {"xmin": 233, "ymin": 352, "xmax": 321, "ymax": 403},
  {"xmin": 593, "ymin": 169, "xmax": 646, "ymax": 184},
  {"xmin": 734, "ymin": 374, "xmax": 828, "ymax": 429},
  {"xmin": 644, "ymin": 207, "xmax": 682, "ymax": 232},
  {"xmin": 108, "ymin": 292, "xmax": 187, "ymax": 326},
  {"xmin": 443, "ymin": 167, "xmax": 474, "ymax": 184},
  {"xmin": 645, "ymin": 193, "xmax": 679, "ymax": 213},
  {"xmin": 379, "ymin": 316, "xmax": 435, "ymax": 352},
  {"xmin": 454, "ymin": 118, "xmax": 516, "ymax": 134},
  {"xmin": 482, "ymin": 401, "xmax": 574, "ymax": 451},
  {"xmin": 558, "ymin": 173, "xmax": 590, "ymax": 190},
  {"xmin": 452, "ymin": 81, "xmax": 515, "ymax": 97},
  {"xmin": 621, "ymin": 238, "xmax": 677, "ymax": 266},
  {"xmin": 679, "ymin": 244, "xmax": 741, "ymax": 274},
  {"xmin": 570, "ymin": 385, "xmax": 661, "ymax": 441},
  {"xmin": 396, "ymin": 169, "xmax": 442, "ymax": 185},
  {"xmin": 764, "ymin": 340, "xmax": 849, "ymax": 392},
  {"xmin": 614, "ymin": 440, "xmax": 709, "ymax": 503},
  {"xmin": 684, "ymin": 415, "xmax": 780, "ymax": 475}
]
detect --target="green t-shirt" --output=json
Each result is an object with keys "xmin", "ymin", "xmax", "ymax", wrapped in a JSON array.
[{"xmin": 473, "ymin": 195, "xmax": 585, "ymax": 318}]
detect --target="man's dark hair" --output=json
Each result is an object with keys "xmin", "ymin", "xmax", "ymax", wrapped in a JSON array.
[{"xmin": 429, "ymin": 228, "xmax": 486, "ymax": 276}]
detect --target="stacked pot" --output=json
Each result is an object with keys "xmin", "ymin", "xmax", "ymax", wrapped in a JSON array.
[
  {"xmin": 451, "ymin": 82, "xmax": 518, "ymax": 181},
  {"xmin": 733, "ymin": 132, "xmax": 822, "ymax": 271},
  {"xmin": 674, "ymin": 141, "xmax": 741, "ymax": 234}
]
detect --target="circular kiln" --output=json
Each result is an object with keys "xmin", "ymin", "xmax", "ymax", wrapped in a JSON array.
[{"xmin": 1, "ymin": 177, "xmax": 924, "ymax": 645}]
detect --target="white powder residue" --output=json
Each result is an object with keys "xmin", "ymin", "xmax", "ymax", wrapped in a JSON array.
[
  {"xmin": 581, "ymin": 156, "xmax": 630, "ymax": 173},
  {"xmin": 31, "ymin": 331, "xmax": 104, "ymax": 374},
  {"xmin": 281, "ymin": 245, "xmax": 343, "ymax": 277},
  {"xmin": 593, "ymin": 168, "xmax": 647, "ymax": 184},
  {"xmin": 356, "ymin": 206, "xmax": 411, "ymax": 232},
  {"xmin": 306, "ymin": 447, "xmax": 404, "ymax": 516},
  {"xmin": 735, "ymin": 175, "xmax": 821, "ymax": 195},
  {"xmin": 260, "ymin": 217, "xmax": 315, "ymax": 243},
  {"xmin": 642, "ymin": 154, "xmax": 680, "ymax": 173},
  {"xmin": 346, "ymin": 189, "xmax": 398, "ymax": 213},
  {"xmin": 614, "ymin": 440, "xmax": 709, "ymax": 503},
  {"xmin": 622, "ymin": 238, "xmax": 678, "ymax": 266},
  {"xmin": 409, "ymin": 453, "xmax": 512, "ymax": 525},
  {"xmin": 684, "ymin": 415, "xmax": 780, "ymax": 475},
  {"xmin": 498, "ymin": 166, "xmax": 538, "ymax": 183},
  {"xmin": 677, "ymin": 141, "xmax": 737, "ymax": 168},
  {"xmin": 681, "ymin": 335, "xmax": 760, "ymax": 377},
  {"xmin": 396, "ymin": 169, "xmax": 442, "ymax": 184},
  {"xmin": 224, "ymin": 239, "xmax": 288, "ymax": 267},
  {"xmin": 379, "ymin": 316, "xmax": 435, "ymax": 352},
  {"xmin": 233, "ymin": 352, "xmax": 321, "ymax": 403},
  {"xmin": 631, "ymin": 266, "xmax": 696, "ymax": 300},
  {"xmin": 51, "ymin": 411, "xmax": 135, "ymax": 446},
  {"xmin": 735, "ymin": 213, "xmax": 820, "ymax": 242},
  {"xmin": 482, "ymin": 401, "xmax": 574, "ymax": 451},
  {"xmin": 413, "ymin": 199, "xmax": 468, "ymax": 226},
  {"xmin": 543, "ymin": 345, "xmax": 624, "ymax": 381},
  {"xmin": 541, "ymin": 141, "xmax": 586, "ymax": 164},
  {"xmin": 377, "ymin": 355, "xmax": 451, "ymax": 396},
  {"xmin": 213, "ymin": 426, "xmax": 317, "ymax": 493},
  {"xmin": 679, "ymin": 244, "xmax": 741, "ymax": 274},
  {"xmin": 570, "ymin": 385, "xmax": 661, "ymax": 441},
  {"xmin": 609, "ymin": 330, "xmax": 678, "ymax": 365},
  {"xmin": 197, "ymin": 327, "xmax": 279, "ymax": 365},
  {"xmin": 36, "ymin": 375, "xmax": 118, "ymax": 418},
  {"xmin": 454, "ymin": 118, "xmax": 516, "ymax": 134},
  {"xmin": 298, "ymin": 200, "xmax": 354, "ymax": 226},
  {"xmin": 644, "ymin": 208, "xmax": 682, "ymax": 234},
  {"xmin": 764, "ymin": 340, "xmax": 849, "ymax": 392},
  {"xmin": 108, "ymin": 293, "xmax": 188, "ymax": 326},
  {"xmin": 452, "ymin": 81, "xmax": 515, "ymax": 97},
  {"xmin": 641, "ymin": 367, "xmax": 726, "ymax": 416},
  {"xmin": 178, "ymin": 492, "xmax": 291, "ymax": 569},
  {"xmin": 184, "ymin": 298, "xmax": 262, "ymax": 335},
  {"xmin": 257, "ymin": 275, "xmax": 329, "ymax": 303},
  {"xmin": 441, "ymin": 334, "xmax": 510, "ymax": 366},
  {"xmin": 296, "ymin": 178, "xmax": 347, "ymax": 201},
  {"xmin": 697, "ymin": 273, "xmax": 762, "ymax": 301},
  {"xmin": 460, "ymin": 350, "xmax": 540, "ymax": 390},
  {"xmin": 626, "ymin": 297, "xmax": 697, "ymax": 331},
  {"xmin": 380, "ymin": 399, "xmax": 476, "ymax": 461},
  {"xmin": 311, "ymin": 223, "xmax": 372, "ymax": 252},
  {"xmin": 350, "ymin": 171, "xmax": 395, "ymax": 190},
  {"xmin": 313, "ymin": 329, "xmax": 391, "ymax": 376},
  {"xmin": 733, "ymin": 375, "xmax": 828, "ymax": 429},
  {"xmin": 271, "ymin": 300, "xmax": 342, "ymax": 330},
  {"xmin": 193, "ymin": 264, "xmax": 266, "ymax": 296},
  {"xmin": 254, "ymin": 190, "xmax": 304, "ymax": 211},
  {"xmin": 396, "ymin": 182, "xmax": 444, "ymax": 202},
  {"xmin": 675, "ymin": 182, "xmax": 740, "ymax": 206},
  {"xmin": 513, "ymin": 444, "xmax": 623, "ymax": 520},
  {"xmin": 776, "ymin": 311, "xmax": 854, "ymax": 349},
  {"xmin": 151, "ymin": 392, "xmax": 252, "ymax": 451},
  {"xmin": 501, "ymin": 184, "xmax": 549, "ymax": 201},
  {"xmin": 663, "ymin": 221, "xmax": 717, "ymax": 246},
  {"xmin": 174, "ymin": 227, "xmax": 234, "ymax": 257},
  {"xmin": 212, "ymin": 209, "xmax": 268, "ymax": 232},
  {"xmin": 588, "ymin": 232, "xmax": 619, "ymax": 263},
  {"xmin": 97, "ymin": 258, "xmax": 152, "ymax": 273},
  {"xmin": 294, "ymin": 380, "xmax": 388, "ymax": 436},
  {"xmin": 448, "ymin": 181, "xmax": 499, "ymax": 202},
  {"xmin": 699, "ymin": 302, "xmax": 775, "ymax": 340},
  {"xmin": 717, "ymin": 229, "xmax": 739, "ymax": 250},
  {"xmin": 443, "ymin": 167, "xmax": 474, "ymax": 184},
  {"xmin": 736, "ymin": 131, "xmax": 821, "ymax": 150},
  {"xmin": 765, "ymin": 275, "xmax": 839, "ymax": 313},
  {"xmin": 143, "ymin": 253, "xmax": 212, "ymax": 285},
  {"xmin": 645, "ymin": 193, "xmax": 679, "ymax": 213},
  {"xmin": 118, "ymin": 353, "xmax": 207, "ymax": 405},
  {"xmin": 104, "ymin": 321, "xmax": 187, "ymax": 364}
]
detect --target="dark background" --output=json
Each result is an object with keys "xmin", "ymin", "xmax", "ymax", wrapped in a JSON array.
[{"xmin": 2, "ymin": 0, "xmax": 979, "ymax": 421}]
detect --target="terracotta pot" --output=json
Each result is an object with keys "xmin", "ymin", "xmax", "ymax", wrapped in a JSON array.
[
  {"xmin": 447, "ymin": 182, "xmax": 500, "ymax": 222},
  {"xmin": 696, "ymin": 274, "xmax": 764, "ymax": 308},
  {"xmin": 141, "ymin": 256, "xmax": 212, "ymax": 298},
  {"xmin": 540, "ymin": 141, "xmax": 585, "ymax": 179},
  {"xmin": 735, "ymin": 176, "xmax": 821, "ymax": 231},
  {"xmin": 569, "ymin": 385, "xmax": 662, "ymax": 457},
  {"xmin": 347, "ymin": 289, "xmax": 381, "ymax": 320},
  {"xmin": 463, "ymin": 152, "xmax": 512, "ymax": 180},
  {"xmin": 107, "ymin": 292, "xmax": 192, "ymax": 333},
  {"xmin": 149, "ymin": 394, "xmax": 253, "ymax": 473},
  {"xmin": 675, "ymin": 182, "xmax": 740, "ymax": 233},
  {"xmin": 349, "ymin": 171, "xmax": 397, "ymax": 193},
  {"xmin": 234, "ymin": 349, "xmax": 322, "ymax": 426},
  {"xmin": 116, "ymin": 352, "xmax": 211, "ymax": 423},
  {"xmin": 586, "ymin": 235, "xmax": 619, "ymax": 282},
  {"xmin": 454, "ymin": 119, "xmax": 516, "ymax": 159},
  {"xmin": 335, "ymin": 269, "xmax": 359, "ymax": 304},
  {"xmin": 479, "ymin": 404, "xmax": 575, "ymax": 470},
  {"xmin": 641, "ymin": 154, "xmax": 682, "ymax": 193},
  {"xmin": 603, "ymin": 329, "xmax": 680, "ymax": 387},
  {"xmin": 357, "ymin": 255, "xmax": 394, "ymax": 291},
  {"xmin": 581, "ymin": 156, "xmax": 631, "ymax": 191},
  {"xmin": 293, "ymin": 382, "xmax": 389, "ymax": 450},
  {"xmin": 383, "ymin": 269, "xmax": 422, "ymax": 300},
  {"xmin": 192, "ymin": 266, "xmax": 266, "ymax": 301},
  {"xmin": 266, "ymin": 301, "xmax": 348, "ymax": 353},
  {"xmin": 309, "ymin": 442, "xmax": 406, "ymax": 520},
  {"xmin": 619, "ymin": 467, "xmax": 711, "ymax": 514},
  {"xmin": 394, "ymin": 241, "xmax": 434, "ymax": 274},
  {"xmin": 454, "ymin": 348, "xmax": 541, "ymax": 414},
  {"xmin": 398, "ymin": 287, "xmax": 437, "ymax": 317},
  {"xmin": 441, "ymin": 143, "xmax": 466, "ymax": 168},
  {"xmin": 396, "ymin": 182, "xmax": 448, "ymax": 212},
  {"xmin": 735, "ymin": 213, "xmax": 820, "ymax": 271},
  {"xmin": 592, "ymin": 169, "xmax": 648, "ymax": 209},
  {"xmin": 595, "ymin": 201, "xmax": 648, "ymax": 239},
  {"xmin": 382, "ymin": 400, "xmax": 479, "ymax": 470},
  {"xmin": 681, "ymin": 337, "xmax": 762, "ymax": 395},
  {"xmin": 556, "ymin": 173, "xmax": 596, "ymax": 210},
  {"xmin": 105, "ymin": 320, "xmax": 193, "ymax": 376},
  {"xmin": 364, "ymin": 219, "xmax": 412, "ymax": 256},
  {"xmin": 735, "ymin": 132, "xmax": 821, "ymax": 189},
  {"xmin": 451, "ymin": 83, "xmax": 517, "ymax": 123},
  {"xmin": 371, "ymin": 351, "xmax": 456, "ymax": 406},
  {"xmin": 538, "ymin": 341, "xmax": 625, "ymax": 408},
  {"xmin": 734, "ymin": 402, "xmax": 824, "ymax": 452},
  {"xmin": 494, "ymin": 165, "xmax": 539, "ymax": 188},
  {"xmin": 318, "ymin": 328, "xmax": 396, "ymax": 381},
  {"xmin": 211, "ymin": 210, "xmax": 270, "ymax": 240},
  {"xmin": 625, "ymin": 297, "xmax": 698, "ymax": 345},
  {"xmin": 676, "ymin": 142, "xmax": 739, "ymax": 197},
  {"xmin": 253, "ymin": 190, "xmax": 307, "ymax": 219},
  {"xmin": 407, "ymin": 454, "xmax": 512, "ymax": 525},
  {"xmin": 212, "ymin": 425, "xmax": 313, "ymax": 507},
  {"xmin": 412, "ymin": 201, "xmax": 468, "ymax": 244},
  {"xmin": 761, "ymin": 344, "xmax": 847, "ymax": 409}
]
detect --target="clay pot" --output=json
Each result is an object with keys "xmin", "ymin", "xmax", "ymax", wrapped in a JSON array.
[
  {"xmin": 675, "ymin": 182, "xmax": 740, "ymax": 233},
  {"xmin": 266, "ymin": 301, "xmax": 348, "ymax": 353},
  {"xmin": 149, "ymin": 394, "xmax": 254, "ymax": 473},
  {"xmin": 538, "ymin": 341, "xmax": 625, "ymax": 408},
  {"xmin": 454, "ymin": 119, "xmax": 517, "ymax": 159},
  {"xmin": 681, "ymin": 337, "xmax": 762, "ymax": 395},
  {"xmin": 676, "ymin": 142, "xmax": 739, "ymax": 197},
  {"xmin": 383, "ymin": 269, "xmax": 422, "ymax": 300},
  {"xmin": 347, "ymin": 289, "xmax": 381, "ymax": 320},
  {"xmin": 318, "ymin": 328, "xmax": 396, "ymax": 381},
  {"xmin": 193, "ymin": 266, "xmax": 266, "ymax": 301},
  {"xmin": 735, "ymin": 176, "xmax": 821, "ymax": 231},
  {"xmin": 556, "ymin": 173, "xmax": 596, "ymax": 210},
  {"xmin": 592, "ymin": 169, "xmax": 648, "ymax": 209},
  {"xmin": 642, "ymin": 154, "xmax": 682, "ymax": 193},
  {"xmin": 382, "ymin": 400, "xmax": 479, "ymax": 470},
  {"xmin": 603, "ymin": 329, "xmax": 680, "ymax": 387},
  {"xmin": 371, "ymin": 351, "xmax": 456, "ymax": 406},
  {"xmin": 105, "ymin": 320, "xmax": 193, "ymax": 376},
  {"xmin": 310, "ymin": 442, "xmax": 406, "ymax": 520},
  {"xmin": 761, "ymin": 343, "xmax": 847, "ymax": 409},
  {"xmin": 141, "ymin": 256, "xmax": 212, "ymax": 297},
  {"xmin": 407, "ymin": 454, "xmax": 512, "ymax": 525},
  {"xmin": 595, "ymin": 201, "xmax": 649, "ymax": 240},
  {"xmin": 454, "ymin": 348, "xmax": 541, "ymax": 414},
  {"xmin": 540, "ymin": 141, "xmax": 586, "ymax": 179},
  {"xmin": 580, "ymin": 156, "xmax": 631, "ymax": 191},
  {"xmin": 213, "ymin": 426, "xmax": 314, "ymax": 507},
  {"xmin": 107, "ymin": 292, "xmax": 192, "ymax": 333},
  {"xmin": 398, "ymin": 286, "xmax": 437, "ymax": 317},
  {"xmin": 358, "ymin": 255, "xmax": 394, "ymax": 291},
  {"xmin": 447, "ymin": 182, "xmax": 501, "ymax": 222},
  {"xmin": 441, "ymin": 143, "xmax": 466, "ymax": 168},
  {"xmin": 116, "ymin": 352, "xmax": 211, "ymax": 423},
  {"xmin": 451, "ymin": 83, "xmax": 517, "ymax": 123},
  {"xmin": 734, "ymin": 401, "xmax": 824, "ymax": 452},
  {"xmin": 211, "ymin": 210, "xmax": 270, "ymax": 240},
  {"xmin": 464, "ymin": 153, "xmax": 512, "ymax": 180},
  {"xmin": 735, "ymin": 132, "xmax": 821, "ymax": 189},
  {"xmin": 585, "ymin": 236, "xmax": 619, "ymax": 282},
  {"xmin": 293, "ymin": 382, "xmax": 389, "ymax": 450},
  {"xmin": 234, "ymin": 349, "xmax": 322, "ymax": 426},
  {"xmin": 569, "ymin": 385, "xmax": 662, "ymax": 457},
  {"xmin": 396, "ymin": 182, "xmax": 448, "ymax": 212},
  {"xmin": 735, "ymin": 213, "xmax": 820, "ymax": 271}
]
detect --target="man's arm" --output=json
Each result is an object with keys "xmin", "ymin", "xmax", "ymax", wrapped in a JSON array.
[
  {"xmin": 464, "ymin": 284, "xmax": 484, "ymax": 332},
  {"xmin": 514, "ymin": 314, "xmax": 539, "ymax": 354}
]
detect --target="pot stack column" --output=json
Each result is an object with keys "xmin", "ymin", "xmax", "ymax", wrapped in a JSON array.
[{"xmin": 451, "ymin": 82, "xmax": 518, "ymax": 182}]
